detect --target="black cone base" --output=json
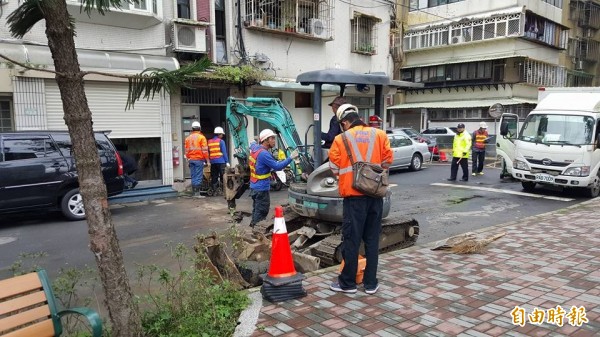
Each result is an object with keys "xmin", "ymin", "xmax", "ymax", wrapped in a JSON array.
[{"xmin": 260, "ymin": 273, "xmax": 307, "ymax": 302}]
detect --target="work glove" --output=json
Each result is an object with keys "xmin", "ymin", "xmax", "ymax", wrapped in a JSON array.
[
  {"xmin": 226, "ymin": 163, "xmax": 231, "ymax": 168},
  {"xmin": 290, "ymin": 149, "xmax": 299, "ymax": 159}
]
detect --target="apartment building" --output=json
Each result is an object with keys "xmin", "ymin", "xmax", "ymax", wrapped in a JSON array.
[
  {"xmin": 389, "ymin": 0, "xmax": 600, "ymax": 134},
  {"xmin": 0, "ymin": 0, "xmax": 179, "ymax": 184},
  {"xmin": 175, "ymin": 0, "xmax": 399, "ymax": 154}
]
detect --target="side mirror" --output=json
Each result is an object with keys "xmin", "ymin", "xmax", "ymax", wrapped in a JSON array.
[{"xmin": 500, "ymin": 121, "xmax": 509, "ymax": 136}]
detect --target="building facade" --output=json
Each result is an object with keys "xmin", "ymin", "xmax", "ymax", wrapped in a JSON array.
[{"xmin": 389, "ymin": 0, "xmax": 600, "ymax": 134}]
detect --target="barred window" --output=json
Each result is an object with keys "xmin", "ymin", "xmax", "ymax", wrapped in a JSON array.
[
  {"xmin": 0, "ymin": 100, "xmax": 12, "ymax": 132},
  {"xmin": 351, "ymin": 14, "xmax": 379, "ymax": 55}
]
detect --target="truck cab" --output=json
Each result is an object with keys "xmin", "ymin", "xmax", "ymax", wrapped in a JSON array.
[{"xmin": 500, "ymin": 87, "xmax": 600, "ymax": 197}]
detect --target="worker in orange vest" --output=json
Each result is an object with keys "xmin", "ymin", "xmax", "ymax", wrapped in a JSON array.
[
  {"xmin": 471, "ymin": 122, "xmax": 489, "ymax": 176},
  {"xmin": 185, "ymin": 121, "xmax": 209, "ymax": 198},
  {"xmin": 208, "ymin": 126, "xmax": 230, "ymax": 194},
  {"xmin": 328, "ymin": 104, "xmax": 392, "ymax": 295}
]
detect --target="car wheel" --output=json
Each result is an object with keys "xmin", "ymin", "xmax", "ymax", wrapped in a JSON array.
[
  {"xmin": 61, "ymin": 188, "xmax": 86, "ymax": 221},
  {"xmin": 409, "ymin": 154, "xmax": 423, "ymax": 171},
  {"xmin": 521, "ymin": 181, "xmax": 536, "ymax": 193}
]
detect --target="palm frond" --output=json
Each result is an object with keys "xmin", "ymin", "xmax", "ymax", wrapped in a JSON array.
[
  {"xmin": 127, "ymin": 57, "xmax": 212, "ymax": 109},
  {"xmin": 6, "ymin": 0, "xmax": 45, "ymax": 39},
  {"xmin": 81, "ymin": 0, "xmax": 126, "ymax": 16}
]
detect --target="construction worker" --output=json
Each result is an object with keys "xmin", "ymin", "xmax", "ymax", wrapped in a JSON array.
[
  {"xmin": 448, "ymin": 123, "xmax": 472, "ymax": 182},
  {"xmin": 249, "ymin": 129, "xmax": 299, "ymax": 228},
  {"xmin": 321, "ymin": 96, "xmax": 347, "ymax": 148},
  {"xmin": 471, "ymin": 121, "xmax": 489, "ymax": 176},
  {"xmin": 328, "ymin": 104, "xmax": 392, "ymax": 295},
  {"xmin": 185, "ymin": 121, "xmax": 209, "ymax": 197},
  {"xmin": 208, "ymin": 126, "xmax": 230, "ymax": 193}
]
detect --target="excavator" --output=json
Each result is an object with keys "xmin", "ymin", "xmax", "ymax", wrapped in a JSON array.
[{"xmin": 222, "ymin": 69, "xmax": 420, "ymax": 274}]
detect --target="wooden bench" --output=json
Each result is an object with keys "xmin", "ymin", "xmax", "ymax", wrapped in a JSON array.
[{"xmin": 0, "ymin": 269, "xmax": 102, "ymax": 337}]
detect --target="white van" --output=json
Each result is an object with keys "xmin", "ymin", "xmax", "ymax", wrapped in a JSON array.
[{"xmin": 498, "ymin": 87, "xmax": 600, "ymax": 197}]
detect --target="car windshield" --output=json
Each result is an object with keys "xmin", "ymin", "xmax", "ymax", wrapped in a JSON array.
[
  {"xmin": 519, "ymin": 114, "xmax": 594, "ymax": 145},
  {"xmin": 401, "ymin": 128, "xmax": 419, "ymax": 137}
]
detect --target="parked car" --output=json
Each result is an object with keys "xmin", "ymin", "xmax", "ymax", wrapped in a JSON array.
[
  {"xmin": 0, "ymin": 131, "xmax": 125, "ymax": 220},
  {"xmin": 387, "ymin": 128, "xmax": 437, "ymax": 155},
  {"xmin": 421, "ymin": 126, "xmax": 457, "ymax": 136},
  {"xmin": 388, "ymin": 134, "xmax": 431, "ymax": 171}
]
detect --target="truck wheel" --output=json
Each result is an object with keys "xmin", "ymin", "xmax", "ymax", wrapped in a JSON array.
[
  {"xmin": 521, "ymin": 181, "xmax": 536, "ymax": 193},
  {"xmin": 61, "ymin": 188, "xmax": 86, "ymax": 221},
  {"xmin": 409, "ymin": 154, "xmax": 423, "ymax": 171},
  {"xmin": 584, "ymin": 174, "xmax": 600, "ymax": 198}
]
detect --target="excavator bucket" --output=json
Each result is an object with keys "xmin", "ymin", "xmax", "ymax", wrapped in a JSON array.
[{"xmin": 194, "ymin": 233, "xmax": 249, "ymax": 290}]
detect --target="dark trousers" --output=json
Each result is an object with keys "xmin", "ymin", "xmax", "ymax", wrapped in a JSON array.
[
  {"xmin": 250, "ymin": 189, "xmax": 270, "ymax": 226},
  {"xmin": 338, "ymin": 196, "xmax": 383, "ymax": 290},
  {"xmin": 450, "ymin": 157, "xmax": 469, "ymax": 180},
  {"xmin": 210, "ymin": 163, "xmax": 225, "ymax": 189},
  {"xmin": 472, "ymin": 150, "xmax": 485, "ymax": 174}
]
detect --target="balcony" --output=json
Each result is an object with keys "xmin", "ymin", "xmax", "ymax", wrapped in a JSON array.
[
  {"xmin": 570, "ymin": 0, "xmax": 600, "ymax": 30},
  {"xmin": 244, "ymin": 0, "xmax": 335, "ymax": 41},
  {"xmin": 66, "ymin": 0, "xmax": 162, "ymax": 29}
]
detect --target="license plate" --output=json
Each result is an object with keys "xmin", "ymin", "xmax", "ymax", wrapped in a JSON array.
[{"xmin": 535, "ymin": 174, "xmax": 554, "ymax": 183}]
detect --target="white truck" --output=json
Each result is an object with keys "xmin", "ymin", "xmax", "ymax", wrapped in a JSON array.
[{"xmin": 498, "ymin": 87, "xmax": 600, "ymax": 197}]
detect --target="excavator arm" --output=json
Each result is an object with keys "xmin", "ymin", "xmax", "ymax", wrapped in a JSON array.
[{"xmin": 224, "ymin": 97, "xmax": 313, "ymax": 208}]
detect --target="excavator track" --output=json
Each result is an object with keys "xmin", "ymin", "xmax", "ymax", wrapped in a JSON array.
[{"xmin": 312, "ymin": 216, "xmax": 420, "ymax": 267}]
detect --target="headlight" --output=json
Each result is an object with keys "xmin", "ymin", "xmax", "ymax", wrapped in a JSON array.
[
  {"xmin": 513, "ymin": 159, "xmax": 529, "ymax": 171},
  {"xmin": 563, "ymin": 166, "xmax": 590, "ymax": 177}
]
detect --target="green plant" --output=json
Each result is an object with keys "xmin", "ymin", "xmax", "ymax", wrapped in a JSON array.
[
  {"xmin": 200, "ymin": 65, "xmax": 272, "ymax": 86},
  {"xmin": 136, "ymin": 242, "xmax": 249, "ymax": 337},
  {"xmin": 10, "ymin": 251, "xmax": 48, "ymax": 275}
]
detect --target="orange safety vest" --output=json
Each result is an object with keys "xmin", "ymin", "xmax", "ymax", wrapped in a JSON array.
[
  {"xmin": 473, "ymin": 129, "xmax": 488, "ymax": 150},
  {"xmin": 185, "ymin": 132, "xmax": 209, "ymax": 160},
  {"xmin": 249, "ymin": 148, "xmax": 271, "ymax": 183},
  {"xmin": 208, "ymin": 138, "xmax": 223, "ymax": 159},
  {"xmin": 328, "ymin": 125, "xmax": 393, "ymax": 197}
]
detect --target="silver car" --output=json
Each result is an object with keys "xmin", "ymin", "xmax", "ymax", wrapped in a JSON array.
[{"xmin": 388, "ymin": 134, "xmax": 431, "ymax": 171}]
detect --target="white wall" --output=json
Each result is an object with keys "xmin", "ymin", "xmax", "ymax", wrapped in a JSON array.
[
  {"xmin": 0, "ymin": 0, "xmax": 170, "ymax": 56},
  {"xmin": 235, "ymin": 0, "xmax": 393, "ymax": 79}
]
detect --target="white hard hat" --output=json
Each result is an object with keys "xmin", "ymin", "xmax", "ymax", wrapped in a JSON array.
[
  {"xmin": 480, "ymin": 121, "xmax": 488, "ymax": 129},
  {"xmin": 259, "ymin": 129, "xmax": 276, "ymax": 142},
  {"xmin": 191, "ymin": 121, "xmax": 201, "ymax": 129},
  {"xmin": 336, "ymin": 103, "xmax": 358, "ymax": 121},
  {"xmin": 214, "ymin": 126, "xmax": 225, "ymax": 134}
]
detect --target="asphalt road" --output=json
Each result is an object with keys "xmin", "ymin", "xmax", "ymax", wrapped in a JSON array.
[{"xmin": 0, "ymin": 161, "xmax": 588, "ymax": 280}]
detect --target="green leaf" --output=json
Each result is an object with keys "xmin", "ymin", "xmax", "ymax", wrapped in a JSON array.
[{"xmin": 6, "ymin": 0, "xmax": 45, "ymax": 39}]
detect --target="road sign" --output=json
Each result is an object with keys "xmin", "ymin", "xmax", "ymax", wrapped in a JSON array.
[{"xmin": 489, "ymin": 103, "xmax": 504, "ymax": 118}]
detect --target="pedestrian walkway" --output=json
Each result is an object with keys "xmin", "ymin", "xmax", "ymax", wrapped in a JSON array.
[{"xmin": 245, "ymin": 197, "xmax": 600, "ymax": 337}]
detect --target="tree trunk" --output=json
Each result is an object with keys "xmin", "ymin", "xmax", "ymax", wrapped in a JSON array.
[{"xmin": 41, "ymin": 1, "xmax": 143, "ymax": 336}]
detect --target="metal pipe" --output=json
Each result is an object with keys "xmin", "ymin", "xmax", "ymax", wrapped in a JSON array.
[{"xmin": 313, "ymin": 83, "xmax": 322, "ymax": 167}]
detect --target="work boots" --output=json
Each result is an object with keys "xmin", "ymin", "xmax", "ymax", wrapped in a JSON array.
[{"xmin": 192, "ymin": 186, "xmax": 205, "ymax": 199}]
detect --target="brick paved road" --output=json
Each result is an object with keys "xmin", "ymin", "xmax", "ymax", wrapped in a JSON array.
[{"xmin": 248, "ymin": 198, "xmax": 600, "ymax": 337}]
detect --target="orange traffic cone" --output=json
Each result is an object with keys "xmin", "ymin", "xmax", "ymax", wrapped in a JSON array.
[
  {"xmin": 439, "ymin": 149, "xmax": 448, "ymax": 162},
  {"xmin": 260, "ymin": 206, "xmax": 307, "ymax": 302},
  {"xmin": 339, "ymin": 255, "xmax": 367, "ymax": 284}
]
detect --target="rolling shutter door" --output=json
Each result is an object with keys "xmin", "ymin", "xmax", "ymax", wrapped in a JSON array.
[{"xmin": 45, "ymin": 80, "xmax": 161, "ymax": 138}]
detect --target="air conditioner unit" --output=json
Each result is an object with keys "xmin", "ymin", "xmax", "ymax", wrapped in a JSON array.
[
  {"xmin": 172, "ymin": 23, "xmax": 207, "ymax": 53},
  {"xmin": 310, "ymin": 19, "xmax": 327, "ymax": 39},
  {"xmin": 450, "ymin": 35, "xmax": 465, "ymax": 44}
]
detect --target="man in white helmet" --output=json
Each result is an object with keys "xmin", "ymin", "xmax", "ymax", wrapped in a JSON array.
[
  {"xmin": 471, "ymin": 121, "xmax": 489, "ymax": 176},
  {"xmin": 328, "ymin": 104, "xmax": 392, "ymax": 295},
  {"xmin": 185, "ymin": 121, "xmax": 209, "ymax": 197},
  {"xmin": 248, "ymin": 129, "xmax": 299, "ymax": 227},
  {"xmin": 208, "ymin": 126, "xmax": 229, "ymax": 194}
]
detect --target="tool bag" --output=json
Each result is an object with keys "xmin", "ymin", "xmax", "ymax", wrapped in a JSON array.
[{"xmin": 341, "ymin": 132, "xmax": 388, "ymax": 198}]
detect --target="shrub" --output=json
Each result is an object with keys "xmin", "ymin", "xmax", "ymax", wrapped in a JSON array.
[{"xmin": 136, "ymin": 243, "xmax": 249, "ymax": 337}]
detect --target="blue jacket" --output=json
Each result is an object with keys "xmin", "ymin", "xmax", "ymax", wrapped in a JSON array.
[
  {"xmin": 321, "ymin": 115, "xmax": 341, "ymax": 148},
  {"xmin": 249, "ymin": 146, "xmax": 292, "ymax": 191},
  {"xmin": 209, "ymin": 136, "xmax": 229, "ymax": 164}
]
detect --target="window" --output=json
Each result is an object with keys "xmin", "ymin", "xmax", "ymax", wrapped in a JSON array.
[
  {"xmin": 0, "ymin": 100, "xmax": 12, "ymax": 132},
  {"xmin": 177, "ymin": 0, "xmax": 191, "ymax": 19},
  {"xmin": 215, "ymin": 0, "xmax": 227, "ymax": 63},
  {"xmin": 350, "ymin": 14, "xmax": 378, "ymax": 55},
  {"xmin": 244, "ymin": 0, "xmax": 335, "ymax": 40},
  {"xmin": 2, "ymin": 138, "xmax": 59, "ymax": 161}
]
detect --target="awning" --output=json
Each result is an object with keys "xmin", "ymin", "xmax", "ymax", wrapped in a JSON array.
[
  {"xmin": 258, "ymin": 80, "xmax": 340, "ymax": 92},
  {"xmin": 0, "ymin": 41, "xmax": 179, "ymax": 72},
  {"xmin": 408, "ymin": 6, "xmax": 525, "ymax": 31},
  {"xmin": 387, "ymin": 97, "xmax": 537, "ymax": 110},
  {"xmin": 403, "ymin": 53, "xmax": 528, "ymax": 69}
]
